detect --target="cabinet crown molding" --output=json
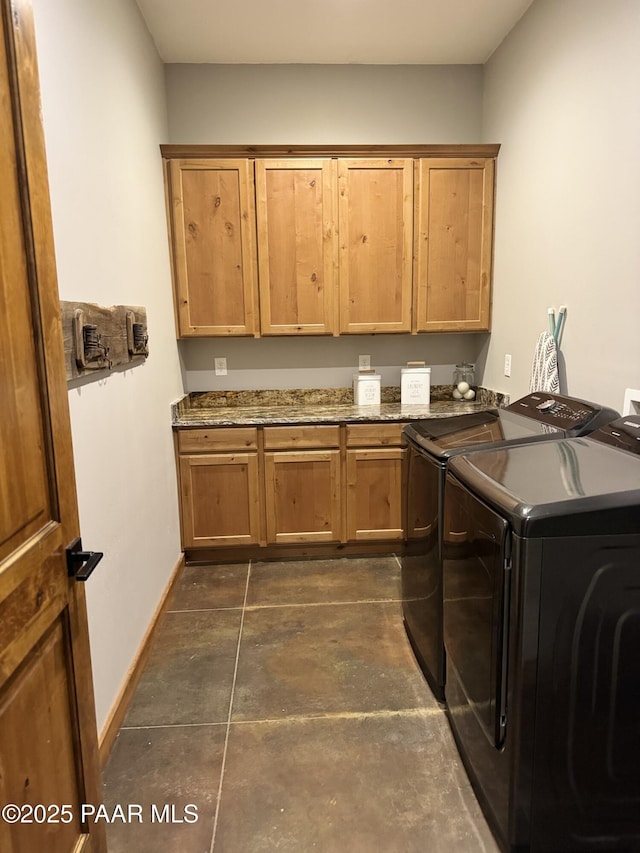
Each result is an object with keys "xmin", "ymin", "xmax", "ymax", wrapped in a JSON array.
[{"xmin": 160, "ymin": 143, "xmax": 500, "ymax": 160}]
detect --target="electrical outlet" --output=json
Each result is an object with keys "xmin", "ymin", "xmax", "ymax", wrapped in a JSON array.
[
  {"xmin": 214, "ymin": 357, "xmax": 227, "ymax": 376},
  {"xmin": 358, "ymin": 355, "xmax": 371, "ymax": 370},
  {"xmin": 504, "ymin": 354, "xmax": 512, "ymax": 377}
]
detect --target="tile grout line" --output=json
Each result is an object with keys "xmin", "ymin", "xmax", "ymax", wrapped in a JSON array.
[
  {"xmin": 208, "ymin": 559, "xmax": 252, "ymax": 853},
  {"xmin": 166, "ymin": 606, "xmax": 244, "ymax": 614}
]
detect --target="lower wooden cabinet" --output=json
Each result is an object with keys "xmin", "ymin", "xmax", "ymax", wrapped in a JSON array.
[
  {"xmin": 264, "ymin": 449, "xmax": 342, "ymax": 543},
  {"xmin": 179, "ymin": 453, "xmax": 261, "ymax": 547},
  {"xmin": 176, "ymin": 427, "xmax": 262, "ymax": 547},
  {"xmin": 175, "ymin": 421, "xmax": 408, "ymax": 554},
  {"xmin": 345, "ymin": 424, "xmax": 405, "ymax": 541},
  {"xmin": 345, "ymin": 448, "xmax": 404, "ymax": 541},
  {"xmin": 263, "ymin": 424, "xmax": 341, "ymax": 543}
]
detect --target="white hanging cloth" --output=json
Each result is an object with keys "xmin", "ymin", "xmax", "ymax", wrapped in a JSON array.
[{"xmin": 529, "ymin": 331, "xmax": 560, "ymax": 394}]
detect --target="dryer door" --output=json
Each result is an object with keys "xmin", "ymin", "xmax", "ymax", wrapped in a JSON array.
[{"xmin": 443, "ymin": 473, "xmax": 511, "ymax": 748}]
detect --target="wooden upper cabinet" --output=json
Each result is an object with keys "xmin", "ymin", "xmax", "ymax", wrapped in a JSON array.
[
  {"xmin": 414, "ymin": 158, "xmax": 494, "ymax": 332},
  {"xmin": 255, "ymin": 159, "xmax": 338, "ymax": 335},
  {"xmin": 167, "ymin": 159, "xmax": 259, "ymax": 336},
  {"xmin": 161, "ymin": 147, "xmax": 499, "ymax": 338},
  {"xmin": 338, "ymin": 159, "xmax": 413, "ymax": 334}
]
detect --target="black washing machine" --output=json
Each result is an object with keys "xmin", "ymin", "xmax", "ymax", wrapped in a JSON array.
[
  {"xmin": 442, "ymin": 415, "xmax": 640, "ymax": 852},
  {"xmin": 401, "ymin": 392, "xmax": 618, "ymax": 701}
]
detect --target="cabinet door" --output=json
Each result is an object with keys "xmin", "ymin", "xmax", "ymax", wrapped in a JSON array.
[
  {"xmin": 414, "ymin": 158, "xmax": 494, "ymax": 332},
  {"xmin": 179, "ymin": 453, "xmax": 261, "ymax": 547},
  {"xmin": 346, "ymin": 448, "xmax": 405, "ymax": 541},
  {"xmin": 255, "ymin": 159, "xmax": 338, "ymax": 335},
  {"xmin": 168, "ymin": 159, "xmax": 258, "ymax": 336},
  {"xmin": 338, "ymin": 159, "xmax": 413, "ymax": 333},
  {"xmin": 264, "ymin": 450, "xmax": 342, "ymax": 543}
]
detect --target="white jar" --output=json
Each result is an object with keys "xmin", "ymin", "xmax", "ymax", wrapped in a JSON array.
[
  {"xmin": 353, "ymin": 373, "xmax": 381, "ymax": 405},
  {"xmin": 401, "ymin": 366, "xmax": 431, "ymax": 405}
]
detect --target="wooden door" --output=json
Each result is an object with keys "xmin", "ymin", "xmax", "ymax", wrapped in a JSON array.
[
  {"xmin": 345, "ymin": 448, "xmax": 405, "ymax": 541},
  {"xmin": 338, "ymin": 158, "xmax": 413, "ymax": 333},
  {"xmin": 255, "ymin": 159, "xmax": 338, "ymax": 335},
  {"xmin": 264, "ymin": 450, "xmax": 342, "ymax": 544},
  {"xmin": 167, "ymin": 158, "xmax": 259, "ymax": 336},
  {"xmin": 178, "ymin": 453, "xmax": 262, "ymax": 548},
  {"xmin": 0, "ymin": 2, "xmax": 105, "ymax": 852},
  {"xmin": 414, "ymin": 158, "xmax": 495, "ymax": 332}
]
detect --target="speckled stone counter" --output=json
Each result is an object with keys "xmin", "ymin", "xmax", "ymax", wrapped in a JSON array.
[{"xmin": 172, "ymin": 386, "xmax": 509, "ymax": 428}]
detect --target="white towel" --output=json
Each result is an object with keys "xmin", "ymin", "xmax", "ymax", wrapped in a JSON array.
[{"xmin": 529, "ymin": 331, "xmax": 560, "ymax": 393}]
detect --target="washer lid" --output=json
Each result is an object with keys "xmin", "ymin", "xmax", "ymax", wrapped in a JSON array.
[
  {"xmin": 403, "ymin": 408, "xmax": 561, "ymax": 459},
  {"xmin": 448, "ymin": 438, "xmax": 640, "ymax": 537}
]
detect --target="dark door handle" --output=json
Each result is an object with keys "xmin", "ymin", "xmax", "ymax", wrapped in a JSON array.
[{"xmin": 66, "ymin": 537, "xmax": 104, "ymax": 581}]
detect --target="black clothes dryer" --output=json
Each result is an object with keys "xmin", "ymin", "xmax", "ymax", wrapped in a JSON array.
[
  {"xmin": 442, "ymin": 418, "xmax": 640, "ymax": 852},
  {"xmin": 401, "ymin": 392, "xmax": 618, "ymax": 701}
]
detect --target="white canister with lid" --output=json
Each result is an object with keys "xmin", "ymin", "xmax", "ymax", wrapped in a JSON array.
[
  {"xmin": 353, "ymin": 371, "xmax": 381, "ymax": 405},
  {"xmin": 401, "ymin": 363, "xmax": 431, "ymax": 405}
]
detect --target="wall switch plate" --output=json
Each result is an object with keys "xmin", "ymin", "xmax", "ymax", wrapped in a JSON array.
[
  {"xmin": 214, "ymin": 357, "xmax": 227, "ymax": 376},
  {"xmin": 504, "ymin": 354, "xmax": 512, "ymax": 377},
  {"xmin": 358, "ymin": 355, "xmax": 371, "ymax": 370}
]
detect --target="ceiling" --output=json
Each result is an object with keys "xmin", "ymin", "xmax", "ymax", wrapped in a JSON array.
[{"xmin": 134, "ymin": 0, "xmax": 534, "ymax": 65}]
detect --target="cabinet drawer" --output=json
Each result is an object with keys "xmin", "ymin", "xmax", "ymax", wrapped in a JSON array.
[
  {"xmin": 177, "ymin": 427, "xmax": 258, "ymax": 453},
  {"xmin": 346, "ymin": 423, "xmax": 405, "ymax": 447},
  {"xmin": 263, "ymin": 425, "xmax": 340, "ymax": 449}
]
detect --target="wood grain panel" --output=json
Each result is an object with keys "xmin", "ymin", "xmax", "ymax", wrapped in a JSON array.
[
  {"xmin": 264, "ymin": 450, "xmax": 341, "ymax": 543},
  {"xmin": 263, "ymin": 425, "xmax": 340, "ymax": 449},
  {"xmin": 169, "ymin": 159, "xmax": 258, "ymax": 336},
  {"xmin": 177, "ymin": 427, "xmax": 258, "ymax": 453},
  {"xmin": 345, "ymin": 448, "xmax": 405, "ymax": 541},
  {"xmin": 345, "ymin": 423, "xmax": 405, "ymax": 447},
  {"xmin": 179, "ymin": 453, "xmax": 261, "ymax": 547},
  {"xmin": 161, "ymin": 144, "xmax": 501, "ymax": 160},
  {"xmin": 256, "ymin": 159, "xmax": 337, "ymax": 334},
  {"xmin": 414, "ymin": 158, "xmax": 494, "ymax": 332},
  {"xmin": 338, "ymin": 159, "xmax": 413, "ymax": 333},
  {"xmin": 0, "ymin": 59, "xmax": 51, "ymax": 564},
  {"xmin": 0, "ymin": 621, "xmax": 83, "ymax": 853}
]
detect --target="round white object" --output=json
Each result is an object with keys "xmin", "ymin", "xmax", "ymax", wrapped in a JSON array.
[
  {"xmin": 463, "ymin": 389, "xmax": 476, "ymax": 400},
  {"xmin": 452, "ymin": 388, "xmax": 463, "ymax": 400},
  {"xmin": 457, "ymin": 380, "xmax": 470, "ymax": 394}
]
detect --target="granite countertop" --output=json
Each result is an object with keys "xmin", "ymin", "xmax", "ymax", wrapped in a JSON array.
[{"xmin": 172, "ymin": 386, "xmax": 509, "ymax": 428}]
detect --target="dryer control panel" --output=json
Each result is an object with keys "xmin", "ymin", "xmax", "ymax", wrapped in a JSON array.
[
  {"xmin": 506, "ymin": 393, "xmax": 619, "ymax": 435},
  {"xmin": 588, "ymin": 415, "xmax": 640, "ymax": 454}
]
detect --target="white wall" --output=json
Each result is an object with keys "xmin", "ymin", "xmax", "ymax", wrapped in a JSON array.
[
  {"xmin": 166, "ymin": 63, "xmax": 483, "ymax": 144},
  {"xmin": 167, "ymin": 63, "xmax": 490, "ymax": 390},
  {"xmin": 33, "ymin": 0, "xmax": 184, "ymax": 733},
  {"xmin": 482, "ymin": 0, "xmax": 640, "ymax": 413}
]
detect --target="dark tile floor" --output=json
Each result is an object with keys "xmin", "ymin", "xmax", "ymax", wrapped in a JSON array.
[{"xmin": 102, "ymin": 556, "xmax": 500, "ymax": 852}]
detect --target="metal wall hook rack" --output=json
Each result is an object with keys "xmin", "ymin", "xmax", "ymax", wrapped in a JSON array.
[
  {"xmin": 126, "ymin": 310, "xmax": 149, "ymax": 358},
  {"xmin": 62, "ymin": 301, "xmax": 149, "ymax": 381},
  {"xmin": 73, "ymin": 309, "xmax": 112, "ymax": 370}
]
